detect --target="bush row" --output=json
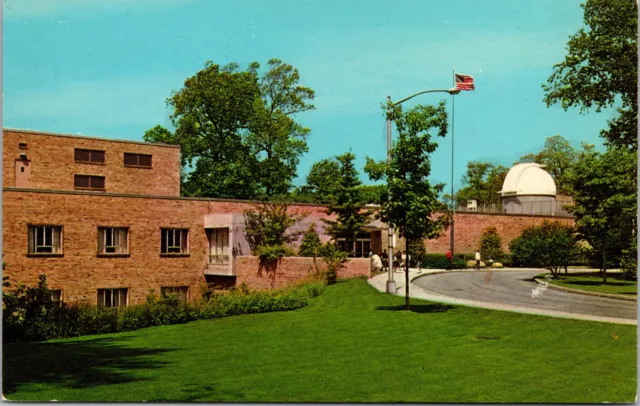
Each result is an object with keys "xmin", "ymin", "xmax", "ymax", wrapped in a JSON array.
[
  {"xmin": 419, "ymin": 253, "xmax": 467, "ymax": 269},
  {"xmin": 3, "ymin": 275, "xmax": 326, "ymax": 343}
]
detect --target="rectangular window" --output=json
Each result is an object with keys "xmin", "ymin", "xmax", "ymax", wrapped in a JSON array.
[
  {"xmin": 97, "ymin": 288, "xmax": 128, "ymax": 308},
  {"xmin": 161, "ymin": 228, "xmax": 189, "ymax": 255},
  {"xmin": 75, "ymin": 148, "xmax": 105, "ymax": 164},
  {"xmin": 74, "ymin": 174, "xmax": 105, "ymax": 190},
  {"xmin": 208, "ymin": 228, "xmax": 229, "ymax": 264},
  {"xmin": 50, "ymin": 289, "xmax": 62, "ymax": 303},
  {"xmin": 98, "ymin": 227, "xmax": 129, "ymax": 255},
  {"xmin": 28, "ymin": 225, "xmax": 63, "ymax": 254},
  {"xmin": 161, "ymin": 286, "xmax": 188, "ymax": 301},
  {"xmin": 18, "ymin": 143, "xmax": 28, "ymax": 150},
  {"xmin": 124, "ymin": 153, "xmax": 152, "ymax": 168}
]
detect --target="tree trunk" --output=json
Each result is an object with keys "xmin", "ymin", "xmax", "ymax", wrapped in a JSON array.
[{"xmin": 405, "ymin": 239, "xmax": 411, "ymax": 310}]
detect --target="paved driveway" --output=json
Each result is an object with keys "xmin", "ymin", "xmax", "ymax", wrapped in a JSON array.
[{"xmin": 412, "ymin": 270, "xmax": 637, "ymax": 322}]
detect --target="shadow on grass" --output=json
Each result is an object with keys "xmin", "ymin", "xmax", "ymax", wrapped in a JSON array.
[
  {"xmin": 376, "ymin": 303, "xmax": 456, "ymax": 313},
  {"xmin": 3, "ymin": 336, "xmax": 176, "ymax": 396}
]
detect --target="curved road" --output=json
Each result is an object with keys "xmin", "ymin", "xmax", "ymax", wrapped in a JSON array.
[{"xmin": 412, "ymin": 270, "xmax": 637, "ymax": 321}]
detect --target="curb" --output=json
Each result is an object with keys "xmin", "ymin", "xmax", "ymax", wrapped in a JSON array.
[{"xmin": 534, "ymin": 278, "xmax": 637, "ymax": 302}]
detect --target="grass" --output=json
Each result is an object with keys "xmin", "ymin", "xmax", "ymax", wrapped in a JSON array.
[
  {"xmin": 3, "ymin": 278, "xmax": 637, "ymax": 403},
  {"xmin": 538, "ymin": 272, "xmax": 637, "ymax": 296}
]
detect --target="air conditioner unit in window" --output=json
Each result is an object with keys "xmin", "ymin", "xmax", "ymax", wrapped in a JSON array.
[{"xmin": 467, "ymin": 199, "xmax": 478, "ymax": 211}]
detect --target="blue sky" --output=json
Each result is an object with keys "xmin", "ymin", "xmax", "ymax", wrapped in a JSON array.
[{"xmin": 3, "ymin": 0, "xmax": 615, "ymax": 189}]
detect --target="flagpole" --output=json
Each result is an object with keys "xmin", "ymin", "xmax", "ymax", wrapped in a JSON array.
[{"xmin": 450, "ymin": 67, "xmax": 456, "ymax": 257}]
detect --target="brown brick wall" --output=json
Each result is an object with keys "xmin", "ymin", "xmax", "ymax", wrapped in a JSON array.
[
  {"xmin": 3, "ymin": 129, "xmax": 181, "ymax": 196},
  {"xmin": 2, "ymin": 190, "xmax": 332, "ymax": 303},
  {"xmin": 235, "ymin": 256, "xmax": 371, "ymax": 290},
  {"xmin": 427, "ymin": 211, "xmax": 575, "ymax": 254}
]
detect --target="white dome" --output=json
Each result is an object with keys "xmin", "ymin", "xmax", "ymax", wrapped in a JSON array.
[{"xmin": 500, "ymin": 163, "xmax": 556, "ymax": 197}]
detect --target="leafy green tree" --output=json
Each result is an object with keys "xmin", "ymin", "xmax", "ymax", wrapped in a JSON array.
[
  {"xmin": 508, "ymin": 221, "xmax": 577, "ymax": 277},
  {"xmin": 244, "ymin": 202, "xmax": 302, "ymax": 262},
  {"xmin": 543, "ymin": 0, "xmax": 638, "ymax": 150},
  {"xmin": 298, "ymin": 223, "xmax": 323, "ymax": 257},
  {"xmin": 455, "ymin": 161, "xmax": 508, "ymax": 207},
  {"xmin": 479, "ymin": 226, "xmax": 504, "ymax": 262},
  {"xmin": 144, "ymin": 60, "xmax": 314, "ymax": 199},
  {"xmin": 248, "ymin": 59, "xmax": 315, "ymax": 197},
  {"xmin": 515, "ymin": 135, "xmax": 578, "ymax": 195},
  {"xmin": 567, "ymin": 147, "xmax": 636, "ymax": 283},
  {"xmin": 295, "ymin": 157, "xmax": 342, "ymax": 204},
  {"xmin": 358, "ymin": 185, "xmax": 386, "ymax": 205},
  {"xmin": 323, "ymin": 152, "xmax": 371, "ymax": 255},
  {"xmin": 366, "ymin": 101, "xmax": 450, "ymax": 309}
]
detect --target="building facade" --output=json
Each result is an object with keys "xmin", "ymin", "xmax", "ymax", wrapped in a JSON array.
[{"xmin": 2, "ymin": 129, "xmax": 574, "ymax": 307}]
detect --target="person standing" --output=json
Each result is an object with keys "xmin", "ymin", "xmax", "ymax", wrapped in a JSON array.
[
  {"xmin": 475, "ymin": 250, "xmax": 481, "ymax": 270},
  {"xmin": 445, "ymin": 249, "xmax": 453, "ymax": 269}
]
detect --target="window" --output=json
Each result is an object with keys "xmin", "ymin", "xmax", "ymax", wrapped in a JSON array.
[
  {"xmin": 18, "ymin": 143, "xmax": 28, "ymax": 150},
  {"xmin": 97, "ymin": 288, "xmax": 128, "ymax": 308},
  {"xmin": 28, "ymin": 225, "xmax": 63, "ymax": 255},
  {"xmin": 50, "ymin": 289, "xmax": 62, "ymax": 303},
  {"xmin": 208, "ymin": 228, "xmax": 229, "ymax": 264},
  {"xmin": 161, "ymin": 228, "xmax": 189, "ymax": 255},
  {"xmin": 161, "ymin": 286, "xmax": 188, "ymax": 301},
  {"xmin": 124, "ymin": 153, "xmax": 152, "ymax": 168},
  {"xmin": 98, "ymin": 227, "xmax": 129, "ymax": 255},
  {"xmin": 74, "ymin": 174, "xmax": 105, "ymax": 190},
  {"xmin": 75, "ymin": 148, "xmax": 105, "ymax": 164}
]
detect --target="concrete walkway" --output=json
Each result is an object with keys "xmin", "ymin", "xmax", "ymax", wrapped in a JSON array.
[{"xmin": 368, "ymin": 268, "xmax": 637, "ymax": 325}]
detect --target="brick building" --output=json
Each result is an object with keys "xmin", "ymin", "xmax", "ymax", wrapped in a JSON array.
[{"xmin": 2, "ymin": 129, "xmax": 573, "ymax": 307}]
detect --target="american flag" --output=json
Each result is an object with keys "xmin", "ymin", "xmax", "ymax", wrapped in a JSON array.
[{"xmin": 455, "ymin": 73, "xmax": 475, "ymax": 91}]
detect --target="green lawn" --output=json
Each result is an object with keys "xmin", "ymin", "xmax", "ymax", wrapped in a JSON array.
[
  {"xmin": 539, "ymin": 272, "xmax": 637, "ymax": 297},
  {"xmin": 3, "ymin": 278, "xmax": 637, "ymax": 403}
]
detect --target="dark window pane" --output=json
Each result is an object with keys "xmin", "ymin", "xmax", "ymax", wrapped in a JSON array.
[
  {"xmin": 124, "ymin": 153, "xmax": 137, "ymax": 166},
  {"xmin": 75, "ymin": 149, "xmax": 90, "ymax": 162},
  {"xmin": 91, "ymin": 150, "xmax": 105, "ymax": 163},
  {"xmin": 138, "ymin": 154, "xmax": 152, "ymax": 167},
  {"xmin": 90, "ymin": 176, "xmax": 105, "ymax": 189},
  {"xmin": 19, "ymin": 143, "xmax": 28, "ymax": 150},
  {"xmin": 161, "ymin": 230, "xmax": 167, "ymax": 253},
  {"xmin": 74, "ymin": 175, "xmax": 90, "ymax": 188}
]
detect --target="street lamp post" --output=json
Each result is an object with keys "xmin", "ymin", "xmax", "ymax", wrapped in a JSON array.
[{"xmin": 385, "ymin": 87, "xmax": 460, "ymax": 294}]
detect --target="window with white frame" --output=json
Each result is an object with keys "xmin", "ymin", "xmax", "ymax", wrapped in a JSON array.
[
  {"xmin": 50, "ymin": 289, "xmax": 62, "ymax": 303},
  {"xmin": 208, "ymin": 228, "xmax": 229, "ymax": 264},
  {"xmin": 97, "ymin": 288, "xmax": 128, "ymax": 308},
  {"xmin": 98, "ymin": 227, "xmax": 129, "ymax": 255},
  {"xmin": 161, "ymin": 286, "xmax": 188, "ymax": 300},
  {"xmin": 161, "ymin": 228, "xmax": 189, "ymax": 254},
  {"xmin": 28, "ymin": 225, "xmax": 63, "ymax": 254}
]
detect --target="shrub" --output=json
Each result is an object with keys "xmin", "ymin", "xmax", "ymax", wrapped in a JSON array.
[
  {"xmin": 479, "ymin": 226, "xmax": 504, "ymax": 262},
  {"xmin": 509, "ymin": 221, "xmax": 578, "ymax": 276},
  {"xmin": 298, "ymin": 223, "xmax": 323, "ymax": 257},
  {"xmin": 420, "ymin": 253, "xmax": 467, "ymax": 270},
  {"xmin": 321, "ymin": 242, "xmax": 348, "ymax": 284},
  {"xmin": 3, "ymin": 275, "xmax": 326, "ymax": 343}
]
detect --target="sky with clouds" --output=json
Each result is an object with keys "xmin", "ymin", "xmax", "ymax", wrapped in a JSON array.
[{"xmin": 3, "ymin": 0, "xmax": 615, "ymax": 189}]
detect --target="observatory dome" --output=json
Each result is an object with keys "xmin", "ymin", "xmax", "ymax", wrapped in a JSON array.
[{"xmin": 500, "ymin": 163, "xmax": 556, "ymax": 197}]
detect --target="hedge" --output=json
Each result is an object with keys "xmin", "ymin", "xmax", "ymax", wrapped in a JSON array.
[
  {"xmin": 419, "ymin": 253, "xmax": 467, "ymax": 270},
  {"xmin": 3, "ymin": 276, "xmax": 327, "ymax": 343}
]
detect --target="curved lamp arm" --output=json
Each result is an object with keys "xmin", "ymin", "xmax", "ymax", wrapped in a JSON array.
[{"xmin": 391, "ymin": 88, "xmax": 460, "ymax": 107}]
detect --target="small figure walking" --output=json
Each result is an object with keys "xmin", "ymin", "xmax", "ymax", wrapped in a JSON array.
[
  {"xmin": 475, "ymin": 250, "xmax": 481, "ymax": 270},
  {"xmin": 445, "ymin": 249, "xmax": 453, "ymax": 270}
]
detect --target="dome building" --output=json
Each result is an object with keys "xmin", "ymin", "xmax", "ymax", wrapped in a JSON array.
[{"xmin": 500, "ymin": 163, "xmax": 558, "ymax": 215}]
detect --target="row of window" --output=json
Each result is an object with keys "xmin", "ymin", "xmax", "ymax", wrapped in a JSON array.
[
  {"xmin": 28, "ymin": 225, "xmax": 190, "ymax": 256},
  {"xmin": 50, "ymin": 286, "xmax": 189, "ymax": 307},
  {"xmin": 74, "ymin": 148, "xmax": 152, "ymax": 168}
]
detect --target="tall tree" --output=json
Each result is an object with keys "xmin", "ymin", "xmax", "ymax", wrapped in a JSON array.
[
  {"xmin": 366, "ymin": 101, "xmax": 450, "ymax": 309},
  {"xmin": 568, "ymin": 147, "xmax": 636, "ymax": 283},
  {"xmin": 295, "ymin": 157, "xmax": 342, "ymax": 204},
  {"xmin": 144, "ymin": 60, "xmax": 314, "ymax": 199},
  {"xmin": 323, "ymin": 152, "xmax": 371, "ymax": 256},
  {"xmin": 515, "ymin": 135, "xmax": 578, "ymax": 195},
  {"xmin": 543, "ymin": 0, "xmax": 638, "ymax": 150},
  {"xmin": 249, "ymin": 59, "xmax": 315, "ymax": 197},
  {"xmin": 455, "ymin": 161, "xmax": 507, "ymax": 207}
]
